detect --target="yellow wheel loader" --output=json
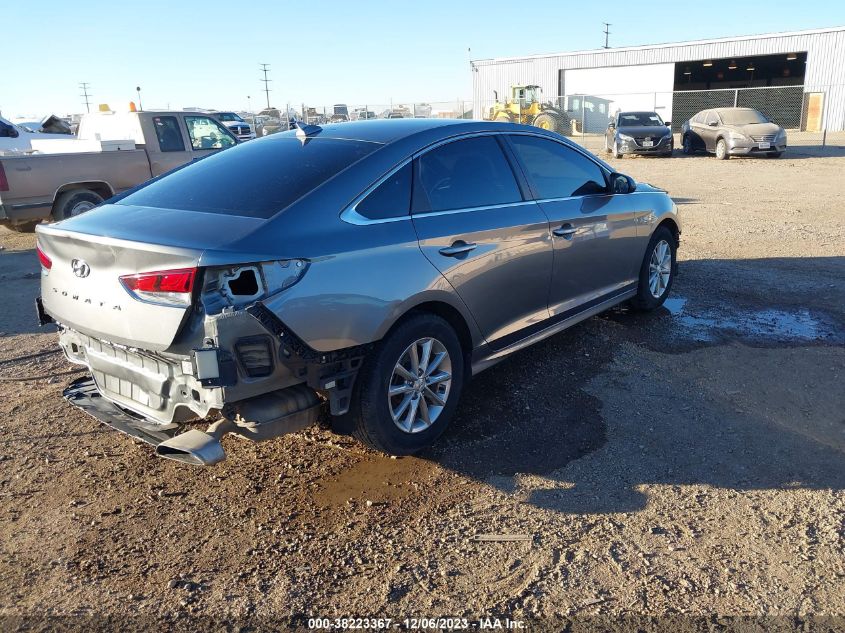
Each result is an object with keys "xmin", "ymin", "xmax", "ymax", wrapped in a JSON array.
[{"xmin": 489, "ymin": 85, "xmax": 570, "ymax": 134}]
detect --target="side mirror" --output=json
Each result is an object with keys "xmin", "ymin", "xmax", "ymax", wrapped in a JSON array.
[
  {"xmin": 664, "ymin": 121, "xmax": 671, "ymax": 127},
  {"xmin": 608, "ymin": 122, "xmax": 616, "ymax": 129},
  {"xmin": 708, "ymin": 120, "xmax": 718, "ymax": 127},
  {"xmin": 610, "ymin": 172, "xmax": 636, "ymax": 194}
]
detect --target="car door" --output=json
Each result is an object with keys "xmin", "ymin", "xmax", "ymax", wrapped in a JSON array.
[
  {"xmin": 183, "ymin": 114, "xmax": 237, "ymax": 158},
  {"xmin": 702, "ymin": 111, "xmax": 721, "ymax": 151},
  {"xmin": 505, "ymin": 133, "xmax": 647, "ymax": 319},
  {"xmin": 687, "ymin": 111, "xmax": 707, "ymax": 150},
  {"xmin": 143, "ymin": 114, "xmax": 192, "ymax": 176},
  {"xmin": 411, "ymin": 134, "xmax": 553, "ymax": 348}
]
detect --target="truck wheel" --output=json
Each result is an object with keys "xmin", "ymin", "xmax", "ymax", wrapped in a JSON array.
[
  {"xmin": 533, "ymin": 113, "xmax": 559, "ymax": 132},
  {"xmin": 54, "ymin": 190, "xmax": 104, "ymax": 221},
  {"xmin": 6, "ymin": 221, "xmax": 40, "ymax": 233},
  {"xmin": 347, "ymin": 313, "xmax": 464, "ymax": 455}
]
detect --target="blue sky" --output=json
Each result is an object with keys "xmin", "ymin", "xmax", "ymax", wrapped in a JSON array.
[{"xmin": 3, "ymin": 0, "xmax": 844, "ymax": 117}]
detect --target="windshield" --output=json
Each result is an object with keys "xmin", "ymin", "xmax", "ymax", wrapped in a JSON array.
[
  {"xmin": 117, "ymin": 136, "xmax": 380, "ymax": 218},
  {"xmin": 216, "ymin": 113, "xmax": 242, "ymax": 122},
  {"xmin": 720, "ymin": 109, "xmax": 769, "ymax": 125},
  {"xmin": 618, "ymin": 112, "xmax": 664, "ymax": 127}
]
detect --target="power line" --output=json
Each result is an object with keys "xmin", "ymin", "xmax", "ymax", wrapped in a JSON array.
[
  {"xmin": 259, "ymin": 63, "xmax": 271, "ymax": 109},
  {"xmin": 79, "ymin": 82, "xmax": 92, "ymax": 113},
  {"xmin": 603, "ymin": 23, "xmax": 611, "ymax": 49}
]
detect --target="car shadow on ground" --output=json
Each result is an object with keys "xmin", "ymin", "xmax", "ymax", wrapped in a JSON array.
[{"xmin": 419, "ymin": 256, "xmax": 845, "ymax": 514}]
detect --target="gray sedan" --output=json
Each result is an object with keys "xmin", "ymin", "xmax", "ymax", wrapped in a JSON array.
[
  {"xmin": 605, "ymin": 111, "xmax": 674, "ymax": 158},
  {"xmin": 36, "ymin": 119, "xmax": 680, "ymax": 465},
  {"xmin": 681, "ymin": 107, "xmax": 786, "ymax": 158}
]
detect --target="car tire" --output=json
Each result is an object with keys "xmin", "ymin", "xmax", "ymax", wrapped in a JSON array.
[
  {"xmin": 613, "ymin": 141, "xmax": 623, "ymax": 159},
  {"xmin": 6, "ymin": 221, "xmax": 40, "ymax": 233},
  {"xmin": 53, "ymin": 190, "xmax": 104, "ymax": 221},
  {"xmin": 630, "ymin": 226, "xmax": 676, "ymax": 311},
  {"xmin": 715, "ymin": 138, "xmax": 729, "ymax": 160},
  {"xmin": 682, "ymin": 134, "xmax": 694, "ymax": 155},
  {"xmin": 347, "ymin": 313, "xmax": 465, "ymax": 455}
]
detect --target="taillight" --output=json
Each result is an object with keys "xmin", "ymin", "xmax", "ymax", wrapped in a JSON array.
[
  {"xmin": 37, "ymin": 244, "xmax": 52, "ymax": 270},
  {"xmin": 119, "ymin": 267, "xmax": 197, "ymax": 306},
  {"xmin": 0, "ymin": 163, "xmax": 8, "ymax": 192}
]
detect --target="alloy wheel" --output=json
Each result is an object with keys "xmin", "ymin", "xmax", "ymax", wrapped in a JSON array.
[
  {"xmin": 388, "ymin": 337, "xmax": 452, "ymax": 434},
  {"xmin": 648, "ymin": 239, "xmax": 672, "ymax": 298}
]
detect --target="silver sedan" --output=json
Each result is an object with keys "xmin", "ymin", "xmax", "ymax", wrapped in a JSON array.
[{"xmin": 36, "ymin": 119, "xmax": 680, "ymax": 465}]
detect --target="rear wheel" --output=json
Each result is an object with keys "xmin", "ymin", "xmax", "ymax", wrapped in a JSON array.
[
  {"xmin": 53, "ymin": 190, "xmax": 104, "ymax": 221},
  {"xmin": 348, "ymin": 314, "xmax": 465, "ymax": 455},
  {"xmin": 715, "ymin": 138, "xmax": 729, "ymax": 160},
  {"xmin": 630, "ymin": 226, "xmax": 676, "ymax": 311}
]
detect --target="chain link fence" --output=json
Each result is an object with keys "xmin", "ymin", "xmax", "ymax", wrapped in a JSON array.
[{"xmin": 242, "ymin": 85, "xmax": 844, "ymax": 153}]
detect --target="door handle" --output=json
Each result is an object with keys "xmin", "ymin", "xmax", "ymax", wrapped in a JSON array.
[
  {"xmin": 439, "ymin": 241, "xmax": 477, "ymax": 257},
  {"xmin": 553, "ymin": 224, "xmax": 578, "ymax": 238}
]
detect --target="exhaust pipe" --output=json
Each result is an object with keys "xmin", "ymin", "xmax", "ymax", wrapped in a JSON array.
[
  {"xmin": 155, "ymin": 385, "xmax": 320, "ymax": 466},
  {"xmin": 155, "ymin": 419, "xmax": 232, "ymax": 466}
]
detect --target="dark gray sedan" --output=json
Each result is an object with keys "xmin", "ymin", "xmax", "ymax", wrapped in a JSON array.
[
  {"xmin": 36, "ymin": 119, "xmax": 680, "ymax": 465},
  {"xmin": 681, "ymin": 107, "xmax": 786, "ymax": 159},
  {"xmin": 605, "ymin": 111, "xmax": 673, "ymax": 158}
]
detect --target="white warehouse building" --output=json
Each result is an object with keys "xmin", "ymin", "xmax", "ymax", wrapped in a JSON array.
[{"xmin": 471, "ymin": 26, "xmax": 845, "ymax": 132}]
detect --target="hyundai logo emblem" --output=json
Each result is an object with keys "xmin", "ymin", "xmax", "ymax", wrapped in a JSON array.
[{"xmin": 71, "ymin": 259, "xmax": 91, "ymax": 278}]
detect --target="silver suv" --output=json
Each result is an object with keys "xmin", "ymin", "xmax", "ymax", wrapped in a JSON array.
[{"xmin": 36, "ymin": 119, "xmax": 680, "ymax": 465}]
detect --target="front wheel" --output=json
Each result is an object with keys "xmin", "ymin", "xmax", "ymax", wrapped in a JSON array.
[
  {"xmin": 682, "ymin": 134, "xmax": 694, "ymax": 155},
  {"xmin": 630, "ymin": 226, "xmax": 677, "ymax": 311},
  {"xmin": 715, "ymin": 138, "xmax": 729, "ymax": 160},
  {"xmin": 347, "ymin": 314, "xmax": 465, "ymax": 455},
  {"xmin": 613, "ymin": 141, "xmax": 623, "ymax": 159}
]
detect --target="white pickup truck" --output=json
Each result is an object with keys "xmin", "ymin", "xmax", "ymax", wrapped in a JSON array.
[{"xmin": 0, "ymin": 109, "xmax": 237, "ymax": 232}]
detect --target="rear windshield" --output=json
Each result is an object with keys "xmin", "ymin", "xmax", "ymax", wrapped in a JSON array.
[{"xmin": 117, "ymin": 136, "xmax": 379, "ymax": 218}]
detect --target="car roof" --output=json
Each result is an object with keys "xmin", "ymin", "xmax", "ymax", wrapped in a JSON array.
[
  {"xmin": 264, "ymin": 118, "xmax": 561, "ymax": 145},
  {"xmin": 711, "ymin": 107, "xmax": 757, "ymax": 114}
]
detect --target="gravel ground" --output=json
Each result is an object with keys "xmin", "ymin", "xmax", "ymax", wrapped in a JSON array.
[{"xmin": 1, "ymin": 147, "xmax": 844, "ymax": 631}]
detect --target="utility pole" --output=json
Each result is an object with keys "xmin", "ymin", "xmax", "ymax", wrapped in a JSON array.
[
  {"xmin": 603, "ymin": 23, "xmax": 611, "ymax": 49},
  {"xmin": 136, "ymin": 86, "xmax": 143, "ymax": 110},
  {"xmin": 259, "ymin": 63, "xmax": 271, "ymax": 109},
  {"xmin": 79, "ymin": 82, "xmax": 92, "ymax": 113}
]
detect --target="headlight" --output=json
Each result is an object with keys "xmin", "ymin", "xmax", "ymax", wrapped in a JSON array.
[
  {"xmin": 776, "ymin": 129, "xmax": 787, "ymax": 140},
  {"xmin": 618, "ymin": 133, "xmax": 634, "ymax": 142},
  {"xmin": 728, "ymin": 130, "xmax": 747, "ymax": 141},
  {"xmin": 662, "ymin": 132, "xmax": 673, "ymax": 141}
]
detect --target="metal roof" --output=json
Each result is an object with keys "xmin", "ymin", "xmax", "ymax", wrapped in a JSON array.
[{"xmin": 472, "ymin": 25, "xmax": 845, "ymax": 64}]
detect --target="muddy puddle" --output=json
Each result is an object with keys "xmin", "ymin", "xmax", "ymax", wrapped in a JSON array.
[{"xmin": 662, "ymin": 296, "xmax": 843, "ymax": 343}]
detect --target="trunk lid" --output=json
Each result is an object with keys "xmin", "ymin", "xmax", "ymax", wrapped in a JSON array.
[{"xmin": 37, "ymin": 225, "xmax": 204, "ymax": 351}]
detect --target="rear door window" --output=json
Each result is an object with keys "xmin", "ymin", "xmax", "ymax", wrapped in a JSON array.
[
  {"xmin": 508, "ymin": 135, "xmax": 607, "ymax": 199},
  {"xmin": 413, "ymin": 136, "xmax": 522, "ymax": 213},
  {"xmin": 356, "ymin": 163, "xmax": 412, "ymax": 220},
  {"xmin": 153, "ymin": 116, "xmax": 185, "ymax": 152},
  {"xmin": 185, "ymin": 115, "xmax": 237, "ymax": 150}
]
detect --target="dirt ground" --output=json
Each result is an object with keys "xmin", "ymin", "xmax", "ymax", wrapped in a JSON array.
[{"xmin": 1, "ymin": 146, "xmax": 844, "ymax": 631}]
